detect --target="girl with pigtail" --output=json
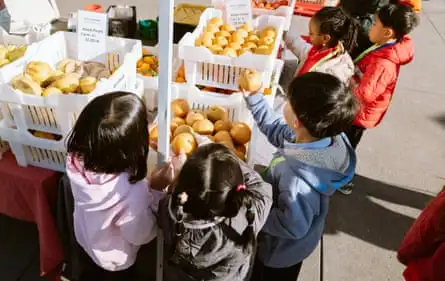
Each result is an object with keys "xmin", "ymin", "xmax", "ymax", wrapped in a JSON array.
[
  {"xmin": 158, "ymin": 141, "xmax": 273, "ymax": 281},
  {"xmin": 280, "ymin": 6, "xmax": 359, "ymax": 90}
]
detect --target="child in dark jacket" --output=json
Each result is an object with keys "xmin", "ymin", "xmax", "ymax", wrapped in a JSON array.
[
  {"xmin": 242, "ymin": 72, "xmax": 358, "ymax": 281},
  {"xmin": 398, "ymin": 186, "xmax": 445, "ymax": 281},
  {"xmin": 158, "ymin": 143, "xmax": 273, "ymax": 281}
]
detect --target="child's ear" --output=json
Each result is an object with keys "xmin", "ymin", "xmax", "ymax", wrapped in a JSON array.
[
  {"xmin": 384, "ymin": 27, "xmax": 394, "ymax": 39},
  {"xmin": 321, "ymin": 34, "xmax": 331, "ymax": 46},
  {"xmin": 293, "ymin": 119, "xmax": 300, "ymax": 130}
]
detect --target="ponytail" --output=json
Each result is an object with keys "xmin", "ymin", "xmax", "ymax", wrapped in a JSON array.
[
  {"xmin": 175, "ymin": 192, "xmax": 188, "ymax": 237},
  {"xmin": 224, "ymin": 184, "xmax": 260, "ymax": 252},
  {"xmin": 341, "ymin": 15, "xmax": 360, "ymax": 54},
  {"xmin": 313, "ymin": 7, "xmax": 359, "ymax": 54}
]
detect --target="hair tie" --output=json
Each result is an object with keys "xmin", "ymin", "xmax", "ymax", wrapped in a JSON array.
[{"xmin": 236, "ymin": 184, "xmax": 247, "ymax": 192}]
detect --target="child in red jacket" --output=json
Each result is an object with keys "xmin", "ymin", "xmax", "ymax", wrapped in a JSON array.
[
  {"xmin": 398, "ymin": 186, "xmax": 445, "ymax": 281},
  {"xmin": 340, "ymin": 3, "xmax": 419, "ymax": 195}
]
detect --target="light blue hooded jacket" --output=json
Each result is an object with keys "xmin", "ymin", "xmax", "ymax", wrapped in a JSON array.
[{"xmin": 245, "ymin": 94, "xmax": 356, "ymax": 268}]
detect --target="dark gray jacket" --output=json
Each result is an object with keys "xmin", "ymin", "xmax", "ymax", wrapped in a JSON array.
[{"xmin": 158, "ymin": 161, "xmax": 273, "ymax": 281}]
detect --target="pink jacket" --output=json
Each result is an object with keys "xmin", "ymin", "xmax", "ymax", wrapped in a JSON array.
[{"xmin": 66, "ymin": 155, "xmax": 164, "ymax": 271}]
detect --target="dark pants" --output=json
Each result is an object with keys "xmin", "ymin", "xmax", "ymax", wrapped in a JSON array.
[
  {"xmin": 79, "ymin": 239, "xmax": 157, "ymax": 281},
  {"xmin": 250, "ymin": 259, "xmax": 303, "ymax": 281},
  {"xmin": 344, "ymin": 125, "xmax": 366, "ymax": 150}
]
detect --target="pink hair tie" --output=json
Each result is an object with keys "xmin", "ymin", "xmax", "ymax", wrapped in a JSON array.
[{"xmin": 236, "ymin": 184, "xmax": 247, "ymax": 192}]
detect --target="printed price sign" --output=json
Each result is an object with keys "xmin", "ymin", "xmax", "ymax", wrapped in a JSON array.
[
  {"xmin": 225, "ymin": 0, "xmax": 252, "ymax": 28},
  {"xmin": 77, "ymin": 10, "xmax": 108, "ymax": 61}
]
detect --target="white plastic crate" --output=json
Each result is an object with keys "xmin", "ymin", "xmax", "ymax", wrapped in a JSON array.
[
  {"xmin": 178, "ymin": 8, "xmax": 285, "ymax": 91},
  {"xmin": 147, "ymin": 83, "xmax": 255, "ymax": 174},
  {"xmin": 0, "ymin": 78, "xmax": 145, "ymax": 171},
  {"xmin": 252, "ymin": 0, "xmax": 297, "ymax": 31},
  {"xmin": 0, "ymin": 31, "xmax": 142, "ymax": 137}
]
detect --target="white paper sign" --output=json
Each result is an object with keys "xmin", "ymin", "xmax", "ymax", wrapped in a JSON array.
[
  {"xmin": 225, "ymin": 0, "xmax": 252, "ymax": 28},
  {"xmin": 77, "ymin": 10, "xmax": 108, "ymax": 61}
]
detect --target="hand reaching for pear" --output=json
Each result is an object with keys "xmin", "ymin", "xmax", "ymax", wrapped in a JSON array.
[{"xmin": 238, "ymin": 69, "xmax": 263, "ymax": 96}]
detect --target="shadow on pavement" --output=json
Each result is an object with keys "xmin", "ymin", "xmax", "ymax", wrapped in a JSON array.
[
  {"xmin": 432, "ymin": 114, "xmax": 445, "ymax": 129},
  {"xmin": 324, "ymin": 175, "xmax": 434, "ymax": 251}
]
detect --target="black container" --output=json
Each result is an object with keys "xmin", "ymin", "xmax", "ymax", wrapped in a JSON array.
[
  {"xmin": 173, "ymin": 22, "xmax": 197, "ymax": 44},
  {"xmin": 107, "ymin": 5, "xmax": 137, "ymax": 38}
]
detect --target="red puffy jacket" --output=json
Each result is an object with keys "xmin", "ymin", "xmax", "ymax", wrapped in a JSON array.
[
  {"xmin": 353, "ymin": 36, "xmax": 414, "ymax": 128},
  {"xmin": 398, "ymin": 188, "xmax": 445, "ymax": 281}
]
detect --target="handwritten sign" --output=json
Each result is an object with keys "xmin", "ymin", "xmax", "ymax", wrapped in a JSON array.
[
  {"xmin": 77, "ymin": 10, "xmax": 108, "ymax": 61},
  {"xmin": 225, "ymin": 0, "xmax": 252, "ymax": 28}
]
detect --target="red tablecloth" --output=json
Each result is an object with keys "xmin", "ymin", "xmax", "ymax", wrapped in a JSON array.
[{"xmin": 0, "ymin": 152, "xmax": 63, "ymax": 276}]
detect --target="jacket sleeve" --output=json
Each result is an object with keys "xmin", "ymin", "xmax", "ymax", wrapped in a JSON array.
[
  {"xmin": 239, "ymin": 161, "xmax": 273, "ymax": 233},
  {"xmin": 284, "ymin": 33, "xmax": 311, "ymax": 61},
  {"xmin": 245, "ymin": 93, "xmax": 296, "ymax": 148},
  {"xmin": 117, "ymin": 188, "xmax": 164, "ymax": 246},
  {"xmin": 354, "ymin": 62, "xmax": 395, "ymax": 104},
  {"xmin": 261, "ymin": 176, "xmax": 315, "ymax": 239}
]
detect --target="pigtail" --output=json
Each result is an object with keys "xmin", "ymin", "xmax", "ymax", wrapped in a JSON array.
[
  {"xmin": 175, "ymin": 192, "xmax": 188, "ymax": 237},
  {"xmin": 341, "ymin": 14, "xmax": 360, "ymax": 54},
  {"xmin": 224, "ymin": 184, "xmax": 261, "ymax": 252},
  {"xmin": 241, "ymin": 201, "xmax": 256, "ymax": 251}
]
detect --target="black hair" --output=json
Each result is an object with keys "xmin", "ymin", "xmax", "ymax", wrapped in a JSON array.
[
  {"xmin": 287, "ymin": 72, "xmax": 359, "ymax": 139},
  {"xmin": 313, "ymin": 7, "xmax": 360, "ymax": 54},
  {"xmin": 378, "ymin": 3, "xmax": 419, "ymax": 41},
  {"xmin": 172, "ymin": 143, "xmax": 260, "ymax": 251},
  {"xmin": 67, "ymin": 91, "xmax": 149, "ymax": 184}
]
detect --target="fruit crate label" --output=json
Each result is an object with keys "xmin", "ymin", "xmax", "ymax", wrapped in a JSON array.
[
  {"xmin": 77, "ymin": 10, "xmax": 108, "ymax": 61},
  {"xmin": 225, "ymin": 0, "xmax": 252, "ymax": 28}
]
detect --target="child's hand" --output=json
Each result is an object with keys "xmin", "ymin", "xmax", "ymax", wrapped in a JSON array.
[
  {"xmin": 193, "ymin": 133, "xmax": 213, "ymax": 147},
  {"xmin": 150, "ymin": 162, "xmax": 175, "ymax": 191},
  {"xmin": 170, "ymin": 149, "xmax": 187, "ymax": 174}
]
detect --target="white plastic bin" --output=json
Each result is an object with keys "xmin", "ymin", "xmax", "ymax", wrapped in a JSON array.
[
  {"xmin": 0, "ymin": 31, "xmax": 142, "ymax": 137},
  {"xmin": 178, "ymin": 8, "xmax": 285, "ymax": 91},
  {"xmin": 0, "ymin": 78, "xmax": 145, "ymax": 171},
  {"xmin": 251, "ymin": 0, "xmax": 297, "ymax": 31}
]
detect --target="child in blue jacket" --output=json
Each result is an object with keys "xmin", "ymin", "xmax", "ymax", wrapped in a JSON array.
[{"xmin": 243, "ymin": 72, "xmax": 358, "ymax": 281}]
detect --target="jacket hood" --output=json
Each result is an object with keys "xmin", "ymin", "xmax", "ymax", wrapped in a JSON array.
[
  {"xmin": 66, "ymin": 154, "xmax": 132, "ymax": 211},
  {"xmin": 374, "ymin": 36, "xmax": 414, "ymax": 66},
  {"xmin": 278, "ymin": 133, "xmax": 356, "ymax": 196}
]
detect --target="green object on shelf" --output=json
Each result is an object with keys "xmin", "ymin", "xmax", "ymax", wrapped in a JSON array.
[{"xmin": 139, "ymin": 19, "xmax": 158, "ymax": 42}]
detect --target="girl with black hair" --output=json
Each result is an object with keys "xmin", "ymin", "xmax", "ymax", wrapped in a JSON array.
[
  {"xmin": 66, "ymin": 91, "xmax": 173, "ymax": 280},
  {"xmin": 158, "ymin": 143, "xmax": 273, "ymax": 281},
  {"xmin": 282, "ymin": 6, "xmax": 358, "ymax": 89}
]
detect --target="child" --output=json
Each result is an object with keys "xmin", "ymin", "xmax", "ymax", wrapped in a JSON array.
[
  {"xmin": 340, "ymin": 3, "xmax": 418, "ymax": 195},
  {"xmin": 281, "ymin": 6, "xmax": 358, "ymax": 89},
  {"xmin": 344, "ymin": 4, "xmax": 419, "ymax": 149},
  {"xmin": 66, "ymin": 92, "xmax": 171, "ymax": 280},
  {"xmin": 398, "ymin": 186, "xmax": 445, "ymax": 281},
  {"xmin": 158, "ymin": 143, "xmax": 273, "ymax": 281},
  {"xmin": 242, "ymin": 72, "xmax": 358, "ymax": 281}
]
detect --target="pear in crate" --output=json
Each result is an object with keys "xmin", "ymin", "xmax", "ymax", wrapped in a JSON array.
[
  {"xmin": 0, "ymin": 46, "xmax": 7, "ymax": 60},
  {"xmin": 79, "ymin": 76, "xmax": 98, "ymax": 94},
  {"xmin": 208, "ymin": 17, "xmax": 223, "ymax": 27},
  {"xmin": 230, "ymin": 122, "xmax": 252, "ymax": 145},
  {"xmin": 214, "ymin": 120, "xmax": 232, "ymax": 132},
  {"xmin": 172, "ymin": 133, "xmax": 197, "ymax": 155},
  {"xmin": 25, "ymin": 61, "xmax": 55, "ymax": 85},
  {"xmin": 0, "ymin": 58, "xmax": 10, "ymax": 67},
  {"xmin": 51, "ymin": 73, "xmax": 80, "ymax": 93},
  {"xmin": 214, "ymin": 130, "xmax": 233, "ymax": 143},
  {"xmin": 41, "ymin": 71, "xmax": 64, "ymax": 87},
  {"xmin": 192, "ymin": 119, "xmax": 214, "ymax": 135},
  {"xmin": 42, "ymin": 87, "xmax": 63, "ymax": 97},
  {"xmin": 12, "ymin": 74, "xmax": 42, "ymax": 95},
  {"xmin": 6, "ymin": 46, "xmax": 26, "ymax": 62},
  {"xmin": 172, "ymin": 98, "xmax": 190, "ymax": 118},
  {"xmin": 186, "ymin": 110, "xmax": 206, "ymax": 126},
  {"xmin": 239, "ymin": 69, "xmax": 262, "ymax": 92},
  {"xmin": 174, "ymin": 124, "xmax": 194, "ymax": 137},
  {"xmin": 206, "ymin": 105, "xmax": 228, "ymax": 123}
]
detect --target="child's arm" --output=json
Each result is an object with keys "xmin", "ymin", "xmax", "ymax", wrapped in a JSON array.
[
  {"xmin": 117, "ymin": 187, "xmax": 164, "ymax": 246},
  {"xmin": 245, "ymin": 93, "xmax": 295, "ymax": 148},
  {"xmin": 239, "ymin": 161, "xmax": 273, "ymax": 232},
  {"xmin": 261, "ymin": 176, "xmax": 315, "ymax": 239},
  {"xmin": 354, "ymin": 63, "xmax": 396, "ymax": 105},
  {"xmin": 284, "ymin": 33, "xmax": 311, "ymax": 61}
]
